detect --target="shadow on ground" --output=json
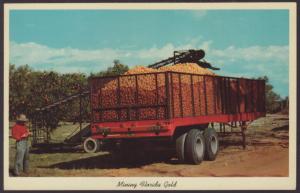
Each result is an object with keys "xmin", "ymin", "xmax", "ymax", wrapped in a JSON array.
[
  {"xmin": 30, "ymin": 146, "xmax": 84, "ymax": 154},
  {"xmin": 41, "ymin": 141, "xmax": 250, "ymax": 170},
  {"xmin": 271, "ymin": 125, "xmax": 289, "ymax": 132},
  {"xmin": 41, "ymin": 150, "xmax": 175, "ymax": 170},
  {"xmin": 35, "ymin": 123, "xmax": 290, "ymax": 170},
  {"xmin": 38, "ymin": 139, "xmax": 257, "ymax": 170},
  {"xmin": 273, "ymin": 118, "xmax": 289, "ymax": 121},
  {"xmin": 30, "ymin": 148, "xmax": 83, "ymax": 154},
  {"xmin": 219, "ymin": 140, "xmax": 245, "ymax": 149}
]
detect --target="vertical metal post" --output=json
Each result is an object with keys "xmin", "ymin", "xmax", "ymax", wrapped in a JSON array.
[
  {"xmin": 165, "ymin": 72, "xmax": 170, "ymax": 119},
  {"xmin": 215, "ymin": 78, "xmax": 218, "ymax": 114},
  {"xmin": 213, "ymin": 77, "xmax": 217, "ymax": 114},
  {"xmin": 222, "ymin": 78, "xmax": 228, "ymax": 114},
  {"xmin": 256, "ymin": 80, "xmax": 259, "ymax": 112},
  {"xmin": 203, "ymin": 76, "xmax": 208, "ymax": 115},
  {"xmin": 89, "ymin": 79, "xmax": 94, "ymax": 124},
  {"xmin": 237, "ymin": 79, "xmax": 241, "ymax": 113},
  {"xmin": 251, "ymin": 80, "xmax": 254, "ymax": 112},
  {"xmin": 217, "ymin": 77, "xmax": 222, "ymax": 114},
  {"xmin": 219, "ymin": 77, "xmax": 224, "ymax": 114},
  {"xmin": 171, "ymin": 73, "xmax": 175, "ymax": 118},
  {"xmin": 262, "ymin": 80, "xmax": 266, "ymax": 113},
  {"xmin": 257, "ymin": 80, "xmax": 261, "ymax": 112},
  {"xmin": 155, "ymin": 73, "xmax": 159, "ymax": 119},
  {"xmin": 245, "ymin": 80, "xmax": 248, "ymax": 113},
  {"xmin": 190, "ymin": 75, "xmax": 195, "ymax": 116},
  {"xmin": 79, "ymin": 87, "xmax": 82, "ymax": 140},
  {"xmin": 223, "ymin": 77, "xmax": 227, "ymax": 114},
  {"xmin": 117, "ymin": 77, "xmax": 121, "ymax": 121},
  {"xmin": 260, "ymin": 80, "xmax": 263, "ymax": 112},
  {"xmin": 135, "ymin": 75, "xmax": 139, "ymax": 120},
  {"xmin": 241, "ymin": 121, "xmax": 247, "ymax": 149},
  {"xmin": 178, "ymin": 74, "xmax": 183, "ymax": 117},
  {"xmin": 227, "ymin": 78, "xmax": 232, "ymax": 114},
  {"xmin": 99, "ymin": 81, "xmax": 103, "ymax": 122},
  {"xmin": 197, "ymin": 76, "xmax": 202, "ymax": 115}
]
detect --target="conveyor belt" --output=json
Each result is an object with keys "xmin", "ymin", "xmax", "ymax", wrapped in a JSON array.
[
  {"xmin": 148, "ymin": 49, "xmax": 219, "ymax": 70},
  {"xmin": 35, "ymin": 90, "xmax": 90, "ymax": 111}
]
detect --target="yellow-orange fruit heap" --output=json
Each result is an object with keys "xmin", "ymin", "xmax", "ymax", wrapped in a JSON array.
[{"xmin": 96, "ymin": 63, "xmax": 220, "ymax": 121}]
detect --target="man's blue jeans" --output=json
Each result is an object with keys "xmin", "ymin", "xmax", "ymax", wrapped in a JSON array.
[{"xmin": 14, "ymin": 139, "xmax": 29, "ymax": 176}]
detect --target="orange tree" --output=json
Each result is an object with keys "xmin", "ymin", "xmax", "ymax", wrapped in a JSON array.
[{"xmin": 9, "ymin": 62, "xmax": 129, "ymax": 127}]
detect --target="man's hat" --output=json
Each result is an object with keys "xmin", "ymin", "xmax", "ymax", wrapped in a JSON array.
[{"xmin": 16, "ymin": 114, "xmax": 28, "ymax": 122}]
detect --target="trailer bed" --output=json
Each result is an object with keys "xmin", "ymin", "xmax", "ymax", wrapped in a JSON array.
[{"xmin": 90, "ymin": 71, "xmax": 265, "ymax": 139}]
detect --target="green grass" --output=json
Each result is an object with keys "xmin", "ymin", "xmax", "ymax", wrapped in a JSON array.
[{"xmin": 49, "ymin": 122, "xmax": 90, "ymax": 142}]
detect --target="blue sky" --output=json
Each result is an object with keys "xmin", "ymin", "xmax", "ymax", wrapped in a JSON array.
[{"xmin": 9, "ymin": 9, "xmax": 289, "ymax": 97}]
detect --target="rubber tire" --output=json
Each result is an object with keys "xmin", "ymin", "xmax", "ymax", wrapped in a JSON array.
[
  {"xmin": 203, "ymin": 127, "xmax": 219, "ymax": 161},
  {"xmin": 185, "ymin": 129, "xmax": 205, "ymax": 164},
  {"xmin": 176, "ymin": 132, "xmax": 187, "ymax": 162},
  {"xmin": 83, "ymin": 137, "xmax": 100, "ymax": 153}
]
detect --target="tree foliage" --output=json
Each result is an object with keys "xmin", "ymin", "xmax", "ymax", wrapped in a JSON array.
[
  {"xmin": 89, "ymin": 60, "xmax": 129, "ymax": 77},
  {"xmin": 258, "ymin": 76, "xmax": 284, "ymax": 113},
  {"xmin": 9, "ymin": 61, "xmax": 129, "ymax": 124}
]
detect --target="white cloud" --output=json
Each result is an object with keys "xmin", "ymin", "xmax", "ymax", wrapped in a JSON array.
[
  {"xmin": 9, "ymin": 40, "xmax": 289, "ymax": 96},
  {"xmin": 10, "ymin": 41, "xmax": 129, "ymax": 67},
  {"xmin": 207, "ymin": 45, "xmax": 289, "ymax": 64},
  {"xmin": 10, "ymin": 41, "xmax": 288, "ymax": 75},
  {"xmin": 10, "ymin": 40, "xmax": 212, "ymax": 72}
]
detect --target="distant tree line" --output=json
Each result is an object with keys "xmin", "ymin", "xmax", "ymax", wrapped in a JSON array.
[{"xmin": 258, "ymin": 76, "xmax": 288, "ymax": 114}]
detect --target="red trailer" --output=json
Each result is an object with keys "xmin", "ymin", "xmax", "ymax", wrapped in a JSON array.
[
  {"xmin": 31, "ymin": 50, "xmax": 266, "ymax": 164},
  {"xmin": 85, "ymin": 71, "xmax": 266, "ymax": 164}
]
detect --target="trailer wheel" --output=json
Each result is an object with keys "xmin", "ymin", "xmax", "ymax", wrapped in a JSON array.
[
  {"xmin": 176, "ymin": 132, "xmax": 187, "ymax": 162},
  {"xmin": 185, "ymin": 129, "xmax": 205, "ymax": 164},
  {"xmin": 83, "ymin": 137, "xmax": 100, "ymax": 153},
  {"xmin": 203, "ymin": 127, "xmax": 219, "ymax": 161}
]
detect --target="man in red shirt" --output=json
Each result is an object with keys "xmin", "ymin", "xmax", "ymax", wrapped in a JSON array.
[{"xmin": 11, "ymin": 114, "xmax": 31, "ymax": 176}]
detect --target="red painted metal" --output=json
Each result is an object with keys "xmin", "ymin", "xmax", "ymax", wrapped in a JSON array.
[
  {"xmin": 89, "ymin": 71, "xmax": 266, "ymax": 141},
  {"xmin": 91, "ymin": 112, "xmax": 265, "ymax": 140}
]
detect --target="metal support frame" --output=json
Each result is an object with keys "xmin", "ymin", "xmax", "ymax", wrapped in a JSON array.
[
  {"xmin": 171, "ymin": 73, "xmax": 175, "ymax": 118},
  {"xmin": 203, "ymin": 76, "xmax": 208, "ymax": 115},
  {"xmin": 197, "ymin": 76, "xmax": 202, "ymax": 115},
  {"xmin": 178, "ymin": 74, "xmax": 184, "ymax": 117},
  {"xmin": 135, "ymin": 75, "xmax": 139, "ymax": 120},
  {"xmin": 190, "ymin": 75, "xmax": 195, "ymax": 116},
  {"xmin": 32, "ymin": 88, "xmax": 90, "ymax": 146},
  {"xmin": 241, "ymin": 121, "xmax": 247, "ymax": 149},
  {"xmin": 165, "ymin": 72, "xmax": 171, "ymax": 119},
  {"xmin": 155, "ymin": 73, "xmax": 159, "ymax": 120},
  {"xmin": 79, "ymin": 87, "xmax": 82, "ymax": 141}
]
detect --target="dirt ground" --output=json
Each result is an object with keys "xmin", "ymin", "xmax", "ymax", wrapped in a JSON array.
[{"xmin": 9, "ymin": 113, "xmax": 289, "ymax": 177}]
